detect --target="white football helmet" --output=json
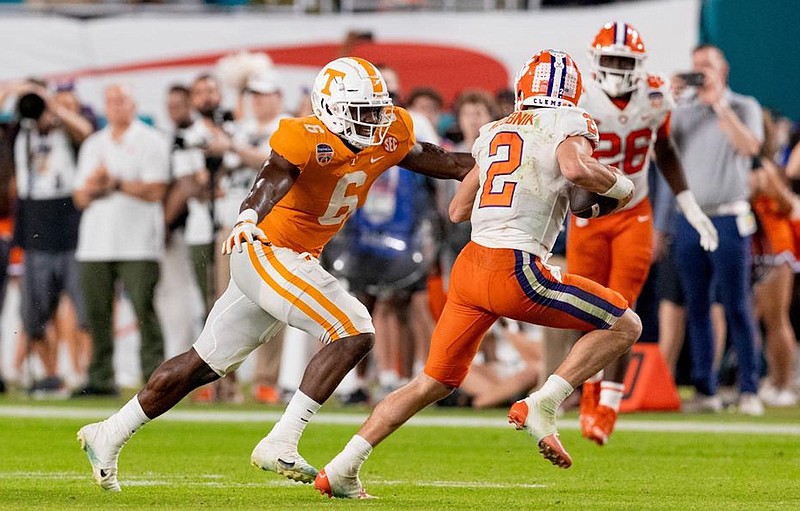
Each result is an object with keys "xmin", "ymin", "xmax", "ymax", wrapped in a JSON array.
[
  {"xmin": 588, "ymin": 21, "xmax": 647, "ymax": 97},
  {"xmin": 311, "ymin": 57, "xmax": 394, "ymax": 149}
]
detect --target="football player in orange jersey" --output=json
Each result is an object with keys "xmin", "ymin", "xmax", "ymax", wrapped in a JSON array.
[
  {"xmin": 75, "ymin": 57, "xmax": 474, "ymax": 492},
  {"xmin": 571, "ymin": 22, "xmax": 719, "ymax": 446}
]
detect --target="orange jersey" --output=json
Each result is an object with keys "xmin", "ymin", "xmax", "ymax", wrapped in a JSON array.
[{"xmin": 260, "ymin": 107, "xmax": 416, "ymax": 257}]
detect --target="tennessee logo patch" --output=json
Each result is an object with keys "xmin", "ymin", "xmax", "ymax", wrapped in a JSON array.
[
  {"xmin": 383, "ymin": 136, "xmax": 398, "ymax": 153},
  {"xmin": 316, "ymin": 143, "xmax": 334, "ymax": 165}
]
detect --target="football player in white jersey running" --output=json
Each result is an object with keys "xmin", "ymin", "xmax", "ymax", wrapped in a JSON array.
[
  {"xmin": 314, "ymin": 49, "xmax": 644, "ymax": 499},
  {"xmin": 571, "ymin": 22, "xmax": 718, "ymax": 446}
]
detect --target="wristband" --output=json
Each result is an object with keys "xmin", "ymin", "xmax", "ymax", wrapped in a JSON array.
[
  {"xmin": 236, "ymin": 208, "xmax": 258, "ymax": 225},
  {"xmin": 600, "ymin": 174, "xmax": 634, "ymax": 200}
]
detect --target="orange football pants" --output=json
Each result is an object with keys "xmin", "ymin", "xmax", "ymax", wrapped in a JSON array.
[
  {"xmin": 424, "ymin": 242, "xmax": 628, "ymax": 387},
  {"xmin": 567, "ymin": 198, "xmax": 653, "ymax": 305}
]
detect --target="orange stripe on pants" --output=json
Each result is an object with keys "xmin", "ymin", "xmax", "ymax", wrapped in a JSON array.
[
  {"xmin": 262, "ymin": 245, "xmax": 360, "ymax": 338},
  {"xmin": 247, "ymin": 244, "xmax": 339, "ymax": 340}
]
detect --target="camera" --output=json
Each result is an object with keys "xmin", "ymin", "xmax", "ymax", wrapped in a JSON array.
[
  {"xmin": 676, "ymin": 72, "xmax": 705, "ymax": 87},
  {"xmin": 17, "ymin": 92, "xmax": 47, "ymax": 121}
]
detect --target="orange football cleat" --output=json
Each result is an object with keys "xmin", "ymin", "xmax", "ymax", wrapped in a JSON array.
[
  {"xmin": 586, "ymin": 405, "xmax": 618, "ymax": 446},
  {"xmin": 314, "ymin": 468, "xmax": 374, "ymax": 499},
  {"xmin": 508, "ymin": 399, "xmax": 572, "ymax": 469},
  {"xmin": 580, "ymin": 381, "xmax": 601, "ymax": 439}
]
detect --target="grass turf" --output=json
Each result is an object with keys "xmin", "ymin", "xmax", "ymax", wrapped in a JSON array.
[{"xmin": 1, "ymin": 408, "xmax": 799, "ymax": 510}]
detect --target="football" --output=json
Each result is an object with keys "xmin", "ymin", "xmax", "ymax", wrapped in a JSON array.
[{"xmin": 568, "ymin": 185, "xmax": 620, "ymax": 218}]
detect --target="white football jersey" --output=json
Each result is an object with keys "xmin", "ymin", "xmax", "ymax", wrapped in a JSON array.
[
  {"xmin": 579, "ymin": 74, "xmax": 673, "ymax": 210},
  {"xmin": 470, "ymin": 107, "xmax": 598, "ymax": 258}
]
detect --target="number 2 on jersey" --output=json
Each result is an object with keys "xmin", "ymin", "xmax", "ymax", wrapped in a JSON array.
[{"xmin": 479, "ymin": 131, "xmax": 523, "ymax": 208}]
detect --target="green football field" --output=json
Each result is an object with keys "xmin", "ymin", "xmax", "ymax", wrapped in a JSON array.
[{"xmin": 1, "ymin": 398, "xmax": 799, "ymax": 511}]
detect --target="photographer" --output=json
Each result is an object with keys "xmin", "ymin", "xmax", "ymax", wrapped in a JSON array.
[
  {"xmin": 166, "ymin": 73, "xmax": 242, "ymax": 403},
  {"xmin": 167, "ymin": 74, "xmax": 235, "ymax": 314},
  {"xmin": 12, "ymin": 83, "xmax": 94, "ymax": 393},
  {"xmin": 670, "ymin": 45, "xmax": 764, "ymax": 415}
]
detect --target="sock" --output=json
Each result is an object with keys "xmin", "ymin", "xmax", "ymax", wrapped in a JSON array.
[
  {"xmin": 267, "ymin": 390, "xmax": 321, "ymax": 446},
  {"xmin": 328, "ymin": 435, "xmax": 373, "ymax": 477},
  {"xmin": 530, "ymin": 374, "xmax": 574, "ymax": 414},
  {"xmin": 599, "ymin": 382, "xmax": 625, "ymax": 412},
  {"xmin": 106, "ymin": 395, "xmax": 150, "ymax": 443}
]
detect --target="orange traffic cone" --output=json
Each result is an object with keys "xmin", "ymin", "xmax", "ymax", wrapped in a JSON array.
[{"xmin": 620, "ymin": 343, "xmax": 681, "ymax": 412}]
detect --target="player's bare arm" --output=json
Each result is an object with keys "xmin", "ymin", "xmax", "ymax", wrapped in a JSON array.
[
  {"xmin": 399, "ymin": 141, "xmax": 475, "ymax": 181},
  {"xmin": 652, "ymin": 135, "xmax": 689, "ymax": 194},
  {"xmin": 448, "ymin": 164, "xmax": 480, "ymax": 222},
  {"xmin": 222, "ymin": 151, "xmax": 299, "ymax": 254},
  {"xmin": 240, "ymin": 151, "xmax": 300, "ymax": 220},
  {"xmin": 557, "ymin": 136, "xmax": 630, "ymax": 197}
]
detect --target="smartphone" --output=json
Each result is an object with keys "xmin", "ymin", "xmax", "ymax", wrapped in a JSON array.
[{"xmin": 676, "ymin": 72, "xmax": 705, "ymax": 87}]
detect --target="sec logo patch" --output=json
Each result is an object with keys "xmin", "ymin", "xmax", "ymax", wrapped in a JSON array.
[
  {"xmin": 316, "ymin": 143, "xmax": 334, "ymax": 165},
  {"xmin": 383, "ymin": 136, "xmax": 398, "ymax": 153}
]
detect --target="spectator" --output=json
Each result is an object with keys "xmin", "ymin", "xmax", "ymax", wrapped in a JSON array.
[
  {"xmin": 670, "ymin": 45, "xmax": 764, "ymax": 415},
  {"xmin": 169, "ymin": 74, "xmax": 233, "ymax": 315},
  {"xmin": 158, "ymin": 84, "xmax": 205, "ymax": 362},
  {"xmin": 407, "ymin": 87, "xmax": 445, "ymax": 139},
  {"xmin": 750, "ymin": 109, "xmax": 798, "ymax": 406},
  {"xmin": 72, "ymin": 84, "xmax": 170, "ymax": 396},
  {"xmin": 438, "ymin": 90, "xmax": 497, "ymax": 280},
  {"xmin": 12, "ymin": 83, "xmax": 94, "ymax": 393}
]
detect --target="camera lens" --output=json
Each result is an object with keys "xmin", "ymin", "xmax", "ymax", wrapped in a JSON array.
[{"xmin": 17, "ymin": 93, "xmax": 47, "ymax": 121}]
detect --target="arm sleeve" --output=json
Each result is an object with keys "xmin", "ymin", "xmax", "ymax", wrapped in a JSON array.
[{"xmin": 561, "ymin": 108, "xmax": 599, "ymax": 148}]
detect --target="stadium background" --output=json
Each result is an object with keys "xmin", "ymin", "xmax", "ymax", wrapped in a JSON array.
[{"xmin": 0, "ymin": 0, "xmax": 797, "ymax": 385}]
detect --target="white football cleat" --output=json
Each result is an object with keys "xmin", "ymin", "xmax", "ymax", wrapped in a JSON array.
[
  {"xmin": 250, "ymin": 437, "xmax": 318, "ymax": 484},
  {"xmin": 77, "ymin": 422, "xmax": 123, "ymax": 492}
]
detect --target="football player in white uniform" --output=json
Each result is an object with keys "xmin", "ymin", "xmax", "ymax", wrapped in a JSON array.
[
  {"xmin": 314, "ymin": 49, "xmax": 644, "ymax": 499},
  {"xmin": 570, "ymin": 22, "xmax": 718, "ymax": 446}
]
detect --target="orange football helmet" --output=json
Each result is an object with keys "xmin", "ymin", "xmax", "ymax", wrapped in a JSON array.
[
  {"xmin": 514, "ymin": 49, "xmax": 583, "ymax": 110},
  {"xmin": 588, "ymin": 21, "xmax": 647, "ymax": 97}
]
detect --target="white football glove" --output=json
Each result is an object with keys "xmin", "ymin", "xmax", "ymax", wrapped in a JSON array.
[
  {"xmin": 676, "ymin": 190, "xmax": 719, "ymax": 252},
  {"xmin": 221, "ymin": 209, "xmax": 269, "ymax": 255}
]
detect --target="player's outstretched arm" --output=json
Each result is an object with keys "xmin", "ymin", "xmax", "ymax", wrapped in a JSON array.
[
  {"xmin": 448, "ymin": 164, "xmax": 480, "ymax": 222},
  {"xmin": 399, "ymin": 142, "xmax": 475, "ymax": 181},
  {"xmin": 654, "ymin": 136, "xmax": 718, "ymax": 251}
]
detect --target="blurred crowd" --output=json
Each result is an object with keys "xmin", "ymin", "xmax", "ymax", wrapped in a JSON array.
[{"xmin": 0, "ymin": 43, "xmax": 798, "ymax": 415}]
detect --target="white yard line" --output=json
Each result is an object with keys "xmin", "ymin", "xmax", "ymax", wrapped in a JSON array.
[
  {"xmin": 1, "ymin": 405, "xmax": 799, "ymax": 435},
  {"xmin": 0, "ymin": 471, "xmax": 546, "ymax": 490}
]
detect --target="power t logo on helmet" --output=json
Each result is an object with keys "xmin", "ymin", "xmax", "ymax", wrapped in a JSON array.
[{"xmin": 311, "ymin": 57, "xmax": 395, "ymax": 149}]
